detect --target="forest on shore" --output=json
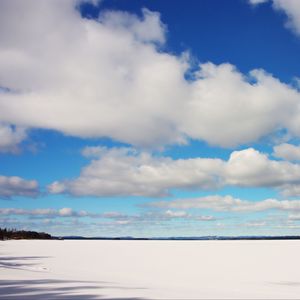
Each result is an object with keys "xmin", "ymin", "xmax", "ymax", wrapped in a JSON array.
[{"xmin": 0, "ymin": 228, "xmax": 52, "ymax": 240}]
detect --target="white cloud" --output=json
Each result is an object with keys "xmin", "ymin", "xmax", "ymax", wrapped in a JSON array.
[
  {"xmin": 147, "ymin": 195, "xmax": 300, "ymax": 212},
  {"xmin": 48, "ymin": 146, "xmax": 300, "ymax": 197},
  {"xmin": 273, "ymin": 143, "xmax": 300, "ymax": 161},
  {"xmin": 47, "ymin": 181, "xmax": 66, "ymax": 194},
  {"xmin": 81, "ymin": 146, "xmax": 109, "ymax": 158},
  {"xmin": 58, "ymin": 207, "xmax": 74, "ymax": 217},
  {"xmin": 0, "ymin": 207, "xmax": 94, "ymax": 218},
  {"xmin": 249, "ymin": 0, "xmax": 300, "ymax": 36},
  {"xmin": 99, "ymin": 8, "xmax": 166, "ymax": 44},
  {"xmin": 288, "ymin": 213, "xmax": 300, "ymax": 220},
  {"xmin": 0, "ymin": 123, "xmax": 27, "ymax": 153},
  {"xmin": 0, "ymin": 1, "xmax": 300, "ymax": 149},
  {"xmin": 0, "ymin": 208, "xmax": 50, "ymax": 216},
  {"xmin": 273, "ymin": 0, "xmax": 300, "ymax": 35},
  {"xmin": 0, "ymin": 207, "xmax": 216, "ymax": 224},
  {"xmin": 0, "ymin": 0, "xmax": 185, "ymax": 148},
  {"xmin": 48, "ymin": 146, "xmax": 224, "ymax": 197},
  {"xmin": 165, "ymin": 210, "xmax": 188, "ymax": 218},
  {"xmin": 0, "ymin": 175, "xmax": 39, "ymax": 198},
  {"xmin": 280, "ymin": 184, "xmax": 300, "ymax": 198},
  {"xmin": 195, "ymin": 215, "xmax": 216, "ymax": 221},
  {"xmin": 224, "ymin": 147, "xmax": 300, "ymax": 188},
  {"xmin": 183, "ymin": 65, "xmax": 300, "ymax": 147},
  {"xmin": 248, "ymin": 0, "xmax": 268, "ymax": 5},
  {"xmin": 163, "ymin": 210, "xmax": 216, "ymax": 221},
  {"xmin": 243, "ymin": 221, "xmax": 267, "ymax": 227}
]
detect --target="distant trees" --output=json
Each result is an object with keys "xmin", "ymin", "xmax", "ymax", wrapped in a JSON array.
[{"xmin": 0, "ymin": 228, "xmax": 52, "ymax": 240}]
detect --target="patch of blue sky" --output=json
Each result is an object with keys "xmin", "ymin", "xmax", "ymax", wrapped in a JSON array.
[{"xmin": 92, "ymin": 0, "xmax": 300, "ymax": 81}]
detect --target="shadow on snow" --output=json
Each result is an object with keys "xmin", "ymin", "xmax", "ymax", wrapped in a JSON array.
[{"xmin": 0, "ymin": 255, "xmax": 147, "ymax": 299}]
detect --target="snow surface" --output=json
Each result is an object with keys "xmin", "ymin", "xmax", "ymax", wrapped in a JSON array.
[{"xmin": 1, "ymin": 240, "xmax": 300, "ymax": 299}]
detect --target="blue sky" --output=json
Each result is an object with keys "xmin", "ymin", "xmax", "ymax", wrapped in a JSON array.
[{"xmin": 1, "ymin": 0, "xmax": 300, "ymax": 237}]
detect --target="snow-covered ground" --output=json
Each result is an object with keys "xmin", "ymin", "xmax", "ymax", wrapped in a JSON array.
[{"xmin": 1, "ymin": 240, "xmax": 300, "ymax": 299}]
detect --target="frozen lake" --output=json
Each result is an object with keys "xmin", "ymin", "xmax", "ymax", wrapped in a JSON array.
[{"xmin": 1, "ymin": 240, "xmax": 300, "ymax": 299}]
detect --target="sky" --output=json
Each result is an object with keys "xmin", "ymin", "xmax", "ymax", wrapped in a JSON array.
[{"xmin": 1, "ymin": 0, "xmax": 300, "ymax": 237}]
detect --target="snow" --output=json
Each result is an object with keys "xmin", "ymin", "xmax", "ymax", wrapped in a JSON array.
[{"xmin": 1, "ymin": 240, "xmax": 300, "ymax": 299}]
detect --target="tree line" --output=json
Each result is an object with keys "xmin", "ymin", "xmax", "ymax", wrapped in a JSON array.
[{"xmin": 0, "ymin": 228, "xmax": 52, "ymax": 240}]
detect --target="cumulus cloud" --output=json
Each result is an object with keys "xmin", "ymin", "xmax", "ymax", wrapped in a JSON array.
[
  {"xmin": 48, "ymin": 146, "xmax": 224, "ymax": 197},
  {"xmin": 147, "ymin": 195, "xmax": 300, "ymax": 212},
  {"xmin": 0, "ymin": 123, "xmax": 27, "ymax": 153},
  {"xmin": 273, "ymin": 0, "xmax": 300, "ymax": 35},
  {"xmin": 0, "ymin": 0, "xmax": 185, "ymax": 148},
  {"xmin": 249, "ymin": 0, "xmax": 300, "ymax": 36},
  {"xmin": 224, "ymin": 147, "xmax": 300, "ymax": 188},
  {"xmin": 273, "ymin": 143, "xmax": 300, "ymax": 161},
  {"xmin": 0, "ymin": 0, "xmax": 300, "ymax": 149},
  {"xmin": 183, "ymin": 65, "xmax": 300, "ymax": 147},
  {"xmin": 0, "ymin": 175, "xmax": 39, "ymax": 198},
  {"xmin": 48, "ymin": 146, "xmax": 300, "ymax": 197}
]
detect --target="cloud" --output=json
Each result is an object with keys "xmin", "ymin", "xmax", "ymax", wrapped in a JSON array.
[
  {"xmin": 224, "ymin": 147, "xmax": 300, "ymax": 188},
  {"xmin": 81, "ymin": 146, "xmax": 109, "ymax": 158},
  {"xmin": 295, "ymin": 77, "xmax": 300, "ymax": 88},
  {"xmin": 48, "ymin": 146, "xmax": 300, "ymax": 197},
  {"xmin": 248, "ymin": 0, "xmax": 268, "ymax": 5},
  {"xmin": 273, "ymin": 143, "xmax": 300, "ymax": 161},
  {"xmin": 0, "ymin": 123, "xmax": 27, "ymax": 153},
  {"xmin": 280, "ymin": 185, "xmax": 300, "ymax": 198},
  {"xmin": 159, "ymin": 210, "xmax": 216, "ymax": 221},
  {"xmin": 183, "ymin": 65, "xmax": 300, "ymax": 148},
  {"xmin": 0, "ymin": 207, "xmax": 87, "ymax": 218},
  {"xmin": 0, "ymin": 0, "xmax": 184, "ymax": 148},
  {"xmin": 0, "ymin": 207, "xmax": 89, "ymax": 218},
  {"xmin": 58, "ymin": 207, "xmax": 75, "ymax": 217},
  {"xmin": 165, "ymin": 210, "xmax": 188, "ymax": 218},
  {"xmin": 48, "ymin": 146, "xmax": 224, "ymax": 197},
  {"xmin": 288, "ymin": 213, "xmax": 300, "ymax": 220},
  {"xmin": 147, "ymin": 195, "xmax": 300, "ymax": 212},
  {"xmin": 0, "ymin": 175, "xmax": 39, "ymax": 198},
  {"xmin": 249, "ymin": 0, "xmax": 300, "ymax": 36},
  {"xmin": 242, "ymin": 221, "xmax": 267, "ymax": 227},
  {"xmin": 0, "ymin": 1, "xmax": 300, "ymax": 149},
  {"xmin": 0, "ymin": 207, "xmax": 216, "ymax": 224},
  {"xmin": 99, "ymin": 7, "xmax": 166, "ymax": 44},
  {"xmin": 273, "ymin": 0, "xmax": 300, "ymax": 35}
]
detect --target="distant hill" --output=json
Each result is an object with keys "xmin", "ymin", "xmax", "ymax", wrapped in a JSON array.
[{"xmin": 0, "ymin": 228, "xmax": 52, "ymax": 240}]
